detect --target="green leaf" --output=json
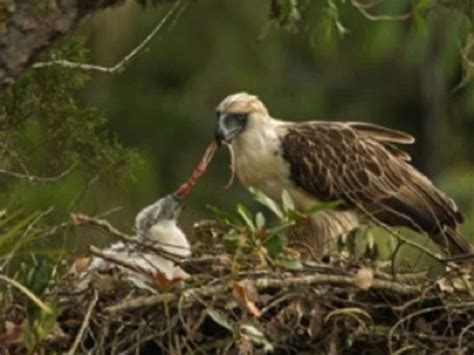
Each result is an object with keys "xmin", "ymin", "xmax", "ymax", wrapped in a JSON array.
[
  {"xmin": 263, "ymin": 234, "xmax": 284, "ymax": 259},
  {"xmin": 206, "ymin": 205, "xmax": 239, "ymax": 227},
  {"xmin": 0, "ymin": 274, "xmax": 52, "ymax": 314},
  {"xmin": 305, "ymin": 200, "xmax": 341, "ymax": 215},
  {"xmin": 28, "ymin": 260, "xmax": 52, "ymax": 295},
  {"xmin": 249, "ymin": 187, "xmax": 283, "ymax": 219},
  {"xmin": 0, "ymin": 211, "xmax": 42, "ymax": 265},
  {"xmin": 414, "ymin": 0, "xmax": 433, "ymax": 11},
  {"xmin": 255, "ymin": 212, "xmax": 266, "ymax": 229},
  {"xmin": 281, "ymin": 190, "xmax": 295, "ymax": 213},
  {"xmin": 267, "ymin": 221, "xmax": 296, "ymax": 235},
  {"xmin": 282, "ymin": 258, "xmax": 303, "ymax": 270},
  {"xmin": 287, "ymin": 208, "xmax": 306, "ymax": 222},
  {"xmin": 23, "ymin": 321, "xmax": 36, "ymax": 352},
  {"xmin": 222, "ymin": 230, "xmax": 240, "ymax": 253},
  {"xmin": 23, "ymin": 301, "xmax": 58, "ymax": 351},
  {"xmin": 207, "ymin": 309, "xmax": 234, "ymax": 332},
  {"xmin": 237, "ymin": 204, "xmax": 255, "ymax": 231},
  {"xmin": 0, "ymin": 209, "xmax": 23, "ymax": 229},
  {"xmin": 325, "ymin": 0, "xmax": 349, "ymax": 39}
]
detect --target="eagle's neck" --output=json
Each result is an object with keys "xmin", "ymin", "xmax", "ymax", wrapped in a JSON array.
[{"xmin": 232, "ymin": 116, "xmax": 290, "ymax": 200}]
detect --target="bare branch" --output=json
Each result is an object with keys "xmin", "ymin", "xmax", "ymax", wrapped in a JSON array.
[
  {"xmin": 104, "ymin": 271, "xmax": 423, "ymax": 314},
  {"xmin": 388, "ymin": 302, "xmax": 474, "ymax": 353},
  {"xmin": 89, "ymin": 245, "xmax": 149, "ymax": 275},
  {"xmin": 66, "ymin": 290, "xmax": 98, "ymax": 355},
  {"xmin": 71, "ymin": 213, "xmax": 185, "ymax": 264},
  {"xmin": 351, "ymin": 0, "xmax": 412, "ymax": 21},
  {"xmin": 0, "ymin": 162, "xmax": 78, "ymax": 184},
  {"xmin": 33, "ymin": 0, "xmax": 184, "ymax": 74}
]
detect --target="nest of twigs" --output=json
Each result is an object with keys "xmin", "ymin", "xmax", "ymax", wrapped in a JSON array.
[{"xmin": 2, "ymin": 217, "xmax": 474, "ymax": 355}]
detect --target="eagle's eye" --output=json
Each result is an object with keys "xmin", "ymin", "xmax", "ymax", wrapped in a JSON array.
[{"xmin": 232, "ymin": 113, "xmax": 248, "ymax": 123}]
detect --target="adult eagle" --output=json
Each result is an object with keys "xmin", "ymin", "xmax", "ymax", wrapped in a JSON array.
[{"xmin": 214, "ymin": 92, "xmax": 471, "ymax": 256}]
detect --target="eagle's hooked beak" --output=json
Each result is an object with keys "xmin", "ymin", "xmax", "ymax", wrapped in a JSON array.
[{"xmin": 215, "ymin": 113, "xmax": 246, "ymax": 145}]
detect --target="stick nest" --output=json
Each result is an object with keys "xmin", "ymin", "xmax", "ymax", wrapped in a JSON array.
[{"xmin": 2, "ymin": 219, "xmax": 474, "ymax": 355}]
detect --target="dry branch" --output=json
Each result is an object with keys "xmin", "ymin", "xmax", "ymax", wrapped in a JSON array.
[
  {"xmin": 71, "ymin": 213, "xmax": 184, "ymax": 263},
  {"xmin": 104, "ymin": 272, "xmax": 423, "ymax": 314},
  {"xmin": 66, "ymin": 290, "xmax": 98, "ymax": 355},
  {"xmin": 33, "ymin": 0, "xmax": 184, "ymax": 74}
]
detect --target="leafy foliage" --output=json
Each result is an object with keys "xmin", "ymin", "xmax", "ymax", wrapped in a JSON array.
[
  {"xmin": 0, "ymin": 210, "xmax": 42, "ymax": 267},
  {"xmin": 0, "ymin": 36, "xmax": 138, "ymax": 191},
  {"xmin": 0, "ymin": 36, "xmax": 141, "ymax": 349},
  {"xmin": 0, "ymin": 36, "xmax": 140, "ymax": 266},
  {"xmin": 209, "ymin": 187, "xmax": 338, "ymax": 266}
]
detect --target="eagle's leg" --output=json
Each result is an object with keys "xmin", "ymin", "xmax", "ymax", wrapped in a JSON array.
[{"xmin": 286, "ymin": 209, "xmax": 361, "ymax": 258}]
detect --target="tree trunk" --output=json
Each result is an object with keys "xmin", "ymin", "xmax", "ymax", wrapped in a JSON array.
[{"xmin": 0, "ymin": 0, "xmax": 123, "ymax": 94}]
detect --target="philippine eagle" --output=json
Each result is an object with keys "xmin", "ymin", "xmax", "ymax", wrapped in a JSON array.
[{"xmin": 214, "ymin": 92, "xmax": 471, "ymax": 256}]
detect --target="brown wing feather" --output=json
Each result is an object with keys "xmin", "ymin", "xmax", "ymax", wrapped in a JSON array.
[
  {"xmin": 281, "ymin": 122, "xmax": 471, "ymax": 255},
  {"xmin": 347, "ymin": 122, "xmax": 415, "ymax": 144}
]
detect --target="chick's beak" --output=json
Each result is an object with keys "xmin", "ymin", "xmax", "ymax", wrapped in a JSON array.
[{"xmin": 172, "ymin": 193, "xmax": 184, "ymax": 206}]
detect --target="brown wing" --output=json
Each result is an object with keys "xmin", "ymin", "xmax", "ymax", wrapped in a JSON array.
[{"xmin": 281, "ymin": 121, "xmax": 470, "ymax": 255}]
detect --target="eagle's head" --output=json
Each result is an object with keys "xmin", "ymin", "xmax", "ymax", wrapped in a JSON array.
[{"xmin": 215, "ymin": 92, "xmax": 269, "ymax": 144}]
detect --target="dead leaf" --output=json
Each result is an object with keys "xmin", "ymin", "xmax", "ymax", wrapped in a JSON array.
[
  {"xmin": 218, "ymin": 254, "xmax": 232, "ymax": 266},
  {"xmin": 153, "ymin": 272, "xmax": 183, "ymax": 291},
  {"xmin": 70, "ymin": 213, "xmax": 89, "ymax": 226},
  {"xmin": 0, "ymin": 321, "xmax": 23, "ymax": 345},
  {"xmin": 231, "ymin": 281, "xmax": 262, "ymax": 317},
  {"xmin": 437, "ymin": 277, "xmax": 454, "ymax": 294},
  {"xmin": 69, "ymin": 257, "xmax": 91, "ymax": 274},
  {"xmin": 354, "ymin": 267, "xmax": 374, "ymax": 290}
]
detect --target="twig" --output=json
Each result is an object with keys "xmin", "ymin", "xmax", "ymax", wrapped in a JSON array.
[
  {"xmin": 67, "ymin": 290, "xmax": 99, "ymax": 355},
  {"xmin": 0, "ymin": 162, "xmax": 77, "ymax": 184},
  {"xmin": 351, "ymin": 0, "xmax": 412, "ymax": 21},
  {"xmin": 33, "ymin": 1, "xmax": 183, "ymax": 73},
  {"xmin": 458, "ymin": 320, "xmax": 474, "ymax": 351},
  {"xmin": 104, "ymin": 271, "xmax": 423, "ymax": 314},
  {"xmin": 72, "ymin": 213, "xmax": 184, "ymax": 264},
  {"xmin": 89, "ymin": 246, "xmax": 140, "ymax": 272},
  {"xmin": 67, "ymin": 174, "xmax": 100, "ymax": 213},
  {"xmin": 253, "ymin": 273, "xmax": 422, "ymax": 294},
  {"xmin": 388, "ymin": 302, "xmax": 474, "ymax": 353}
]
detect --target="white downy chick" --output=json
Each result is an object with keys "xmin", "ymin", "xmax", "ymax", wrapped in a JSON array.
[
  {"xmin": 135, "ymin": 194, "xmax": 191, "ymax": 257},
  {"xmin": 133, "ymin": 194, "xmax": 191, "ymax": 281},
  {"xmin": 85, "ymin": 194, "xmax": 191, "ymax": 287}
]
